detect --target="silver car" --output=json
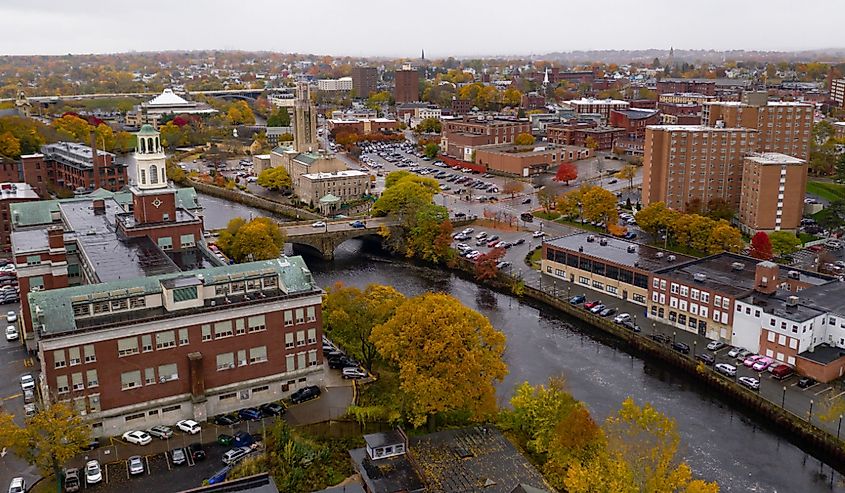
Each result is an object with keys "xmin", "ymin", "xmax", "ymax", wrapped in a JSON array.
[{"xmin": 128, "ymin": 456, "xmax": 144, "ymax": 475}]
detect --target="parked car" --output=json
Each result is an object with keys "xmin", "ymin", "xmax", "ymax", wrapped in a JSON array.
[
  {"xmin": 621, "ymin": 321, "xmax": 641, "ymax": 333},
  {"xmin": 342, "ymin": 367, "xmax": 368, "ymax": 379},
  {"xmin": 290, "ymin": 385, "xmax": 321, "ymax": 404},
  {"xmin": 237, "ymin": 408, "xmax": 262, "ymax": 421},
  {"xmin": 651, "ymin": 333, "xmax": 671, "ymax": 344},
  {"xmin": 258, "ymin": 402, "xmax": 285, "ymax": 417},
  {"xmin": 771, "ymin": 364, "xmax": 796, "ymax": 380},
  {"xmin": 569, "ymin": 295, "xmax": 586, "ymax": 305},
  {"xmin": 214, "ymin": 414, "xmax": 239, "ymax": 426},
  {"xmin": 222, "ymin": 446, "xmax": 252, "ymax": 465},
  {"xmin": 706, "ymin": 341, "xmax": 727, "ymax": 351},
  {"xmin": 742, "ymin": 354, "xmax": 763, "ymax": 367},
  {"xmin": 123, "ymin": 430, "xmax": 152, "ymax": 446},
  {"xmin": 85, "ymin": 460, "xmax": 102, "ymax": 485},
  {"xmin": 738, "ymin": 376, "xmax": 760, "ymax": 390},
  {"xmin": 735, "ymin": 349, "xmax": 753, "ymax": 361},
  {"xmin": 127, "ymin": 456, "xmax": 145, "ymax": 475},
  {"xmin": 532, "ymin": 231, "xmax": 545, "ymax": 238},
  {"xmin": 217, "ymin": 434, "xmax": 234, "ymax": 446},
  {"xmin": 328, "ymin": 356, "xmax": 358, "ymax": 370},
  {"xmin": 63, "ymin": 469, "xmax": 80, "ymax": 492},
  {"xmin": 583, "ymin": 300, "xmax": 601, "ymax": 309},
  {"xmin": 5, "ymin": 311, "xmax": 15, "ymax": 323},
  {"xmin": 613, "ymin": 313, "xmax": 631, "ymax": 324},
  {"xmin": 696, "ymin": 353, "xmax": 716, "ymax": 365},
  {"xmin": 188, "ymin": 442, "xmax": 206, "ymax": 461},
  {"xmin": 727, "ymin": 347, "xmax": 744, "ymax": 358},
  {"xmin": 311, "ymin": 221, "xmax": 326, "ymax": 228},
  {"xmin": 5, "ymin": 325, "xmax": 18, "ymax": 341},
  {"xmin": 8, "ymin": 478, "xmax": 25, "ymax": 493},
  {"xmin": 797, "ymin": 376, "xmax": 816, "ymax": 388},
  {"xmin": 147, "ymin": 425, "xmax": 173, "ymax": 439},
  {"xmin": 170, "ymin": 447, "xmax": 187, "ymax": 466},
  {"xmin": 232, "ymin": 431, "xmax": 254, "ymax": 448},
  {"xmin": 599, "ymin": 307, "xmax": 617, "ymax": 317},
  {"xmin": 715, "ymin": 363, "xmax": 737, "ymax": 377},
  {"xmin": 671, "ymin": 342, "xmax": 691, "ymax": 354},
  {"xmin": 589, "ymin": 304, "xmax": 606, "ymax": 314},
  {"xmin": 752, "ymin": 357, "xmax": 774, "ymax": 372},
  {"xmin": 24, "ymin": 403, "xmax": 37, "ymax": 417},
  {"xmin": 19, "ymin": 374, "xmax": 34, "ymax": 392},
  {"xmin": 176, "ymin": 419, "xmax": 201, "ymax": 435}
]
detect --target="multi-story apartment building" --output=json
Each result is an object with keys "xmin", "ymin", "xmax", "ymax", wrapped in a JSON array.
[
  {"xmin": 831, "ymin": 78, "xmax": 845, "ymax": 108},
  {"xmin": 738, "ymin": 153, "xmax": 807, "ymax": 234},
  {"xmin": 565, "ymin": 98, "xmax": 630, "ymax": 121},
  {"xmin": 658, "ymin": 93, "xmax": 717, "ymax": 105},
  {"xmin": 21, "ymin": 142, "xmax": 128, "ymax": 196},
  {"xmin": 656, "ymin": 79, "xmax": 716, "ymax": 96},
  {"xmin": 394, "ymin": 67, "xmax": 419, "ymax": 104},
  {"xmin": 474, "ymin": 144, "xmax": 580, "ymax": 177},
  {"xmin": 440, "ymin": 117, "xmax": 531, "ymax": 162},
  {"xmin": 317, "ymin": 77, "xmax": 353, "ymax": 92},
  {"xmin": 609, "ymin": 109, "xmax": 662, "ymax": 155},
  {"xmin": 641, "ymin": 125, "xmax": 758, "ymax": 211},
  {"xmin": 546, "ymin": 123, "xmax": 623, "ymax": 151},
  {"xmin": 350, "ymin": 67, "xmax": 378, "ymax": 99},
  {"xmin": 702, "ymin": 93, "xmax": 813, "ymax": 160}
]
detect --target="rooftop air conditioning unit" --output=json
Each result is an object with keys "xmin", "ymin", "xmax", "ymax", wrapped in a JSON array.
[
  {"xmin": 788, "ymin": 271, "xmax": 800, "ymax": 280},
  {"xmin": 731, "ymin": 262, "xmax": 745, "ymax": 271},
  {"xmin": 668, "ymin": 255, "xmax": 676, "ymax": 262},
  {"xmin": 787, "ymin": 295, "xmax": 799, "ymax": 307},
  {"xmin": 656, "ymin": 252, "xmax": 664, "ymax": 258},
  {"xmin": 627, "ymin": 245, "xmax": 636, "ymax": 253},
  {"xmin": 586, "ymin": 235, "xmax": 595, "ymax": 242},
  {"xmin": 693, "ymin": 273, "xmax": 707, "ymax": 282}
]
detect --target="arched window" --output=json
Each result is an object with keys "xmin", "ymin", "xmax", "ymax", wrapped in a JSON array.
[
  {"xmin": 149, "ymin": 165, "xmax": 159, "ymax": 184},
  {"xmin": 155, "ymin": 137, "xmax": 160, "ymax": 152},
  {"xmin": 148, "ymin": 137, "xmax": 154, "ymax": 154},
  {"xmin": 139, "ymin": 138, "xmax": 146, "ymax": 154},
  {"xmin": 140, "ymin": 169, "xmax": 146, "ymax": 185}
]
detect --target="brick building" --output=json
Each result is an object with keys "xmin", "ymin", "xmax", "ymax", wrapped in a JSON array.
[
  {"xmin": 520, "ymin": 93, "xmax": 546, "ymax": 110},
  {"xmin": 351, "ymin": 67, "xmax": 378, "ymax": 99},
  {"xmin": 440, "ymin": 117, "xmax": 531, "ymax": 162},
  {"xmin": 658, "ymin": 93, "xmax": 717, "ymax": 105},
  {"xmin": 21, "ymin": 142, "xmax": 128, "ymax": 197},
  {"xmin": 831, "ymin": 78, "xmax": 845, "ymax": 108},
  {"xmin": 738, "ymin": 153, "xmax": 807, "ymax": 234},
  {"xmin": 565, "ymin": 98, "xmax": 630, "ymax": 121},
  {"xmin": 656, "ymin": 79, "xmax": 716, "ymax": 96},
  {"xmin": 609, "ymin": 109, "xmax": 662, "ymax": 155},
  {"xmin": 449, "ymin": 99, "xmax": 473, "ymax": 115},
  {"xmin": 546, "ymin": 123, "xmax": 623, "ymax": 151},
  {"xmin": 12, "ymin": 126, "xmax": 325, "ymax": 435},
  {"xmin": 0, "ymin": 156, "xmax": 20, "ymax": 183},
  {"xmin": 474, "ymin": 144, "xmax": 585, "ymax": 177},
  {"xmin": 327, "ymin": 118, "xmax": 400, "ymax": 135},
  {"xmin": 394, "ymin": 68, "xmax": 420, "ymax": 104}
]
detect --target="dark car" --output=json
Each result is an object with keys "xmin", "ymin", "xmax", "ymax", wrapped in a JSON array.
[
  {"xmin": 671, "ymin": 341, "xmax": 691, "ymax": 354},
  {"xmin": 214, "ymin": 414, "xmax": 239, "ymax": 426},
  {"xmin": 621, "ymin": 321, "xmax": 641, "ymax": 333},
  {"xmin": 259, "ymin": 402, "xmax": 285, "ymax": 417},
  {"xmin": 696, "ymin": 353, "xmax": 716, "ymax": 365},
  {"xmin": 81, "ymin": 439, "xmax": 100, "ymax": 451},
  {"xmin": 651, "ymin": 333, "xmax": 671, "ymax": 344},
  {"xmin": 290, "ymin": 385, "xmax": 321, "ymax": 404},
  {"xmin": 232, "ymin": 431, "xmax": 254, "ymax": 448},
  {"xmin": 237, "ymin": 408, "xmax": 262, "ymax": 421},
  {"xmin": 599, "ymin": 307, "xmax": 617, "ymax": 317},
  {"xmin": 170, "ymin": 448, "xmax": 187, "ymax": 466},
  {"xmin": 329, "ymin": 356, "xmax": 358, "ymax": 369},
  {"xmin": 569, "ymin": 295, "xmax": 586, "ymax": 305},
  {"xmin": 520, "ymin": 212, "xmax": 534, "ymax": 222},
  {"xmin": 453, "ymin": 212, "xmax": 466, "ymax": 218},
  {"xmin": 521, "ymin": 198, "xmax": 532, "ymax": 205},
  {"xmin": 188, "ymin": 443, "xmax": 206, "ymax": 461},
  {"xmin": 513, "ymin": 238, "xmax": 525, "ymax": 245},
  {"xmin": 349, "ymin": 220, "xmax": 366, "ymax": 229},
  {"xmin": 797, "ymin": 376, "xmax": 816, "ymax": 388},
  {"xmin": 217, "ymin": 434, "xmax": 234, "ymax": 446}
]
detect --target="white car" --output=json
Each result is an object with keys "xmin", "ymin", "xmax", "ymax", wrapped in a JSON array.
[
  {"xmin": 532, "ymin": 231, "xmax": 545, "ymax": 238},
  {"xmin": 715, "ymin": 363, "xmax": 737, "ymax": 377},
  {"xmin": 738, "ymin": 376, "xmax": 760, "ymax": 390},
  {"xmin": 85, "ymin": 460, "xmax": 102, "ymax": 484},
  {"xmin": 342, "ymin": 367, "xmax": 368, "ymax": 379},
  {"xmin": 122, "ymin": 430, "xmax": 152, "ymax": 446},
  {"xmin": 612, "ymin": 313, "xmax": 631, "ymax": 324},
  {"xmin": 8, "ymin": 477, "xmax": 25, "ymax": 493},
  {"xmin": 20, "ymin": 374, "xmax": 34, "ymax": 391},
  {"xmin": 176, "ymin": 419, "xmax": 201, "ymax": 434},
  {"xmin": 5, "ymin": 325, "xmax": 18, "ymax": 341},
  {"xmin": 311, "ymin": 221, "xmax": 326, "ymax": 228},
  {"xmin": 6, "ymin": 311, "xmax": 15, "ymax": 323}
]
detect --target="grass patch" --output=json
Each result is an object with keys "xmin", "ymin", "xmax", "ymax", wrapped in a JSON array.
[
  {"xmin": 556, "ymin": 218, "xmax": 608, "ymax": 234},
  {"xmin": 798, "ymin": 232, "xmax": 820, "ymax": 244},
  {"xmin": 527, "ymin": 248, "xmax": 542, "ymax": 269},
  {"xmin": 807, "ymin": 181, "xmax": 845, "ymax": 202},
  {"xmin": 533, "ymin": 211, "xmax": 561, "ymax": 221}
]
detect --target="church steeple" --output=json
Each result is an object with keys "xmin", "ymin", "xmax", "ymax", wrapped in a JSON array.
[{"xmin": 134, "ymin": 125, "xmax": 167, "ymax": 190}]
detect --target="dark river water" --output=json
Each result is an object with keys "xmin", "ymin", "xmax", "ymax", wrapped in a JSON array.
[{"xmin": 199, "ymin": 192, "xmax": 843, "ymax": 492}]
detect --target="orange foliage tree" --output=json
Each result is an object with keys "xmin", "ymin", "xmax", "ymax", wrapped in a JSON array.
[
  {"xmin": 475, "ymin": 247, "xmax": 506, "ymax": 281},
  {"xmin": 555, "ymin": 163, "xmax": 578, "ymax": 185}
]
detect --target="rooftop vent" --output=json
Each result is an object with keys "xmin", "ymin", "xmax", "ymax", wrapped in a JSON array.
[
  {"xmin": 788, "ymin": 270, "xmax": 800, "ymax": 280},
  {"xmin": 586, "ymin": 235, "xmax": 595, "ymax": 243},
  {"xmin": 668, "ymin": 255, "xmax": 676, "ymax": 262},
  {"xmin": 656, "ymin": 252, "xmax": 664, "ymax": 259},
  {"xmin": 627, "ymin": 245, "xmax": 636, "ymax": 253},
  {"xmin": 599, "ymin": 238, "xmax": 608, "ymax": 246},
  {"xmin": 787, "ymin": 295, "xmax": 799, "ymax": 307},
  {"xmin": 731, "ymin": 262, "xmax": 745, "ymax": 271},
  {"xmin": 693, "ymin": 273, "xmax": 707, "ymax": 282}
]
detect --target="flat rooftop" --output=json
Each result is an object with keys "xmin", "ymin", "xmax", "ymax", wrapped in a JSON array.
[
  {"xmin": 654, "ymin": 253, "xmax": 830, "ymax": 298},
  {"xmin": 798, "ymin": 344, "xmax": 845, "ymax": 365},
  {"xmin": 0, "ymin": 183, "xmax": 38, "ymax": 201},
  {"xmin": 544, "ymin": 233, "xmax": 694, "ymax": 272},
  {"xmin": 745, "ymin": 152, "xmax": 805, "ymax": 165},
  {"xmin": 645, "ymin": 125, "xmax": 757, "ymax": 132}
]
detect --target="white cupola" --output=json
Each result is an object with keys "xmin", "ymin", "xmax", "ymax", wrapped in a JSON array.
[{"xmin": 134, "ymin": 124, "xmax": 167, "ymax": 190}]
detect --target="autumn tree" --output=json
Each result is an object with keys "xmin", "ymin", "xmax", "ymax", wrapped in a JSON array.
[
  {"xmin": 266, "ymin": 107, "xmax": 291, "ymax": 127},
  {"xmin": 555, "ymin": 163, "xmax": 578, "ymax": 185},
  {"xmin": 217, "ymin": 217, "xmax": 286, "ymax": 262},
  {"xmin": 323, "ymin": 282, "xmax": 406, "ymax": 371},
  {"xmin": 475, "ymin": 247, "xmax": 505, "ymax": 281},
  {"xmin": 501, "ymin": 86, "xmax": 523, "ymax": 107},
  {"xmin": 416, "ymin": 117, "xmax": 442, "ymax": 134},
  {"xmin": 370, "ymin": 293, "xmax": 508, "ymax": 428},
  {"xmin": 423, "ymin": 142, "xmax": 440, "ymax": 159},
  {"xmin": 559, "ymin": 184, "xmax": 618, "ymax": 225},
  {"xmin": 52, "ymin": 113, "xmax": 91, "ymax": 142},
  {"xmin": 227, "ymin": 100, "xmax": 256, "ymax": 125},
  {"xmin": 707, "ymin": 220, "xmax": 743, "ymax": 254},
  {"xmin": 503, "ymin": 179, "xmax": 524, "ymax": 198},
  {"xmin": 615, "ymin": 164, "xmax": 637, "ymax": 190},
  {"xmin": 406, "ymin": 205, "xmax": 453, "ymax": 263},
  {"xmin": 514, "ymin": 132, "xmax": 535, "ymax": 146},
  {"xmin": 635, "ymin": 202, "xmax": 680, "ymax": 237},
  {"xmin": 257, "ymin": 166, "xmax": 292, "ymax": 191},
  {"xmin": 0, "ymin": 116, "xmax": 48, "ymax": 157},
  {"xmin": 372, "ymin": 172, "xmax": 439, "ymax": 222},
  {"xmin": 585, "ymin": 136, "xmax": 599, "ymax": 151},
  {"xmin": 750, "ymin": 232, "xmax": 774, "ymax": 260},
  {"xmin": 0, "ymin": 402, "xmax": 90, "ymax": 491},
  {"xmin": 0, "ymin": 131, "xmax": 21, "ymax": 158},
  {"xmin": 769, "ymin": 231, "xmax": 802, "ymax": 257}
]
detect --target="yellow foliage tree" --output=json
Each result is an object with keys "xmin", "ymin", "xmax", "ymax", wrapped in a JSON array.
[
  {"xmin": 370, "ymin": 293, "xmax": 508, "ymax": 427},
  {"xmin": 52, "ymin": 114, "xmax": 91, "ymax": 142},
  {"xmin": 515, "ymin": 132, "xmax": 535, "ymax": 146},
  {"xmin": 217, "ymin": 217, "xmax": 285, "ymax": 262}
]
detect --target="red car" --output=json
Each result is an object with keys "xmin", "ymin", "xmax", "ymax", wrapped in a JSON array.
[{"xmin": 584, "ymin": 300, "xmax": 601, "ymax": 309}]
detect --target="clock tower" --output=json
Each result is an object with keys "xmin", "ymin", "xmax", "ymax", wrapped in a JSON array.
[{"xmin": 131, "ymin": 125, "xmax": 177, "ymax": 225}]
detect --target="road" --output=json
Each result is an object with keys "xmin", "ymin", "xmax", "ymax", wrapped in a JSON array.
[{"xmin": 283, "ymin": 217, "xmax": 396, "ymax": 237}]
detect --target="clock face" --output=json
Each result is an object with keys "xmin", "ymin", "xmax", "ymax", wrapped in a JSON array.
[{"xmin": 152, "ymin": 198, "xmax": 162, "ymax": 208}]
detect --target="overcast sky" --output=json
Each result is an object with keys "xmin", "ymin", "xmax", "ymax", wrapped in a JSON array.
[{"xmin": 1, "ymin": 0, "xmax": 843, "ymax": 57}]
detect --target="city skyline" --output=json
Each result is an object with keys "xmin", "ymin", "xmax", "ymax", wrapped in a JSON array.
[{"xmin": 1, "ymin": 0, "xmax": 844, "ymax": 57}]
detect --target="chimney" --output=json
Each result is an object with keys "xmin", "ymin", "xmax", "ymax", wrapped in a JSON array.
[
  {"xmin": 90, "ymin": 132, "xmax": 101, "ymax": 189},
  {"xmin": 754, "ymin": 261, "xmax": 779, "ymax": 295},
  {"xmin": 92, "ymin": 199, "xmax": 106, "ymax": 215},
  {"xmin": 47, "ymin": 225, "xmax": 64, "ymax": 250}
]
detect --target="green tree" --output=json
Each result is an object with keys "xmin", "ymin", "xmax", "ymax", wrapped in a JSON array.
[
  {"xmin": 267, "ymin": 107, "xmax": 291, "ymax": 127},
  {"xmin": 0, "ymin": 402, "xmax": 90, "ymax": 491},
  {"xmin": 217, "ymin": 217, "xmax": 286, "ymax": 262},
  {"xmin": 407, "ymin": 205, "xmax": 453, "ymax": 263},
  {"xmin": 769, "ymin": 231, "xmax": 802, "ymax": 257},
  {"xmin": 159, "ymin": 121, "xmax": 186, "ymax": 149},
  {"xmin": 423, "ymin": 142, "xmax": 440, "ymax": 159},
  {"xmin": 515, "ymin": 132, "xmax": 535, "ymax": 146},
  {"xmin": 257, "ymin": 166, "xmax": 292, "ymax": 190},
  {"xmin": 370, "ymin": 293, "xmax": 508, "ymax": 428},
  {"xmin": 417, "ymin": 118, "xmax": 442, "ymax": 134},
  {"xmin": 809, "ymin": 121, "xmax": 837, "ymax": 176},
  {"xmin": 372, "ymin": 172, "xmax": 439, "ymax": 221},
  {"xmin": 367, "ymin": 91, "xmax": 392, "ymax": 113}
]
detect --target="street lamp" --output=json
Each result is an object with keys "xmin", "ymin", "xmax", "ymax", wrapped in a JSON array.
[
  {"xmin": 839, "ymin": 415, "xmax": 843, "ymax": 440},
  {"xmin": 809, "ymin": 399, "xmax": 814, "ymax": 421},
  {"xmin": 553, "ymin": 279, "xmax": 557, "ymax": 297},
  {"xmin": 673, "ymin": 331, "xmax": 676, "ymax": 344},
  {"xmin": 782, "ymin": 386, "xmax": 787, "ymax": 408},
  {"xmin": 693, "ymin": 340, "xmax": 697, "ymax": 358}
]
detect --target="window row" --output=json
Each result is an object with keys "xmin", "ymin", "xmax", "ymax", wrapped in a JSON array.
[
  {"xmin": 118, "ymin": 328, "xmax": 189, "ymax": 356},
  {"xmin": 56, "ymin": 369, "xmax": 99, "ymax": 393},
  {"xmin": 545, "ymin": 249, "xmax": 647, "ymax": 288},
  {"xmin": 202, "ymin": 315, "xmax": 267, "ymax": 341},
  {"xmin": 53, "ymin": 344, "xmax": 96, "ymax": 369},
  {"xmin": 121, "ymin": 364, "xmax": 179, "ymax": 390},
  {"xmin": 216, "ymin": 346, "xmax": 268, "ymax": 370}
]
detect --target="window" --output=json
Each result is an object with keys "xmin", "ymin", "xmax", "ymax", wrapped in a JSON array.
[
  {"xmin": 158, "ymin": 363, "xmax": 178, "ymax": 382},
  {"xmin": 214, "ymin": 320, "xmax": 233, "ymax": 338},
  {"xmin": 118, "ymin": 337, "xmax": 138, "ymax": 356},
  {"xmin": 219, "ymin": 392, "xmax": 236, "ymax": 401},
  {"xmin": 253, "ymin": 385, "xmax": 269, "ymax": 393},
  {"xmin": 84, "ymin": 344, "xmax": 96, "ymax": 363},
  {"xmin": 236, "ymin": 319, "xmax": 246, "ymax": 336},
  {"xmin": 295, "ymin": 308, "xmax": 305, "ymax": 324},
  {"xmin": 141, "ymin": 334, "xmax": 152, "ymax": 352},
  {"xmin": 121, "ymin": 370, "xmax": 141, "ymax": 390},
  {"xmin": 238, "ymin": 350, "xmax": 247, "ymax": 366},
  {"xmin": 579, "ymin": 276, "xmax": 589, "ymax": 285},
  {"xmin": 54, "ymin": 349, "xmax": 66, "ymax": 368},
  {"xmin": 722, "ymin": 297, "xmax": 729, "ymax": 309},
  {"xmin": 89, "ymin": 395, "xmax": 101, "ymax": 413},
  {"xmin": 306, "ymin": 306, "xmax": 316, "ymax": 322},
  {"xmin": 145, "ymin": 367, "xmax": 156, "ymax": 385},
  {"xmin": 789, "ymin": 338, "xmax": 798, "ymax": 350},
  {"xmin": 26, "ymin": 255, "xmax": 41, "ymax": 266},
  {"xmin": 180, "ymin": 234, "xmax": 196, "ymax": 248},
  {"xmin": 286, "ymin": 354, "xmax": 295, "ymax": 372},
  {"xmin": 592, "ymin": 280, "xmax": 604, "ymax": 290},
  {"xmin": 671, "ymin": 283, "xmax": 679, "ymax": 294},
  {"xmin": 125, "ymin": 412, "xmax": 145, "ymax": 422},
  {"xmin": 715, "ymin": 295, "xmax": 722, "ymax": 306},
  {"xmin": 308, "ymin": 349, "xmax": 318, "ymax": 366},
  {"xmin": 73, "ymin": 304, "xmax": 90, "ymax": 317},
  {"xmin": 56, "ymin": 375, "xmax": 69, "ymax": 394},
  {"xmin": 87, "ymin": 369, "xmax": 98, "ymax": 388},
  {"xmin": 678, "ymin": 314, "xmax": 687, "ymax": 325},
  {"xmin": 67, "ymin": 347, "xmax": 81, "ymax": 366},
  {"xmin": 72, "ymin": 372, "xmax": 84, "ymax": 391},
  {"xmin": 249, "ymin": 346, "xmax": 268, "ymax": 364},
  {"xmin": 285, "ymin": 332, "xmax": 295, "ymax": 349},
  {"xmin": 778, "ymin": 334, "xmax": 787, "ymax": 345},
  {"xmin": 248, "ymin": 315, "xmax": 266, "ymax": 333},
  {"xmin": 202, "ymin": 324, "xmax": 212, "ymax": 342},
  {"xmin": 307, "ymin": 328, "xmax": 317, "ymax": 344},
  {"xmin": 653, "ymin": 278, "xmax": 660, "ymax": 289},
  {"xmin": 284, "ymin": 310, "xmax": 293, "ymax": 326},
  {"xmin": 770, "ymin": 318, "xmax": 776, "ymax": 327},
  {"xmin": 296, "ymin": 330, "xmax": 306, "ymax": 347},
  {"xmin": 178, "ymin": 328, "xmax": 189, "ymax": 346},
  {"xmin": 130, "ymin": 297, "xmax": 146, "ymax": 309},
  {"xmin": 157, "ymin": 236, "xmax": 173, "ymax": 251},
  {"xmin": 680, "ymin": 286, "xmax": 689, "ymax": 297},
  {"xmin": 163, "ymin": 405, "xmax": 181, "ymax": 413},
  {"xmin": 173, "ymin": 286, "xmax": 197, "ymax": 302},
  {"xmin": 217, "ymin": 352, "xmax": 235, "ymax": 371},
  {"xmin": 701, "ymin": 292, "xmax": 709, "ymax": 303},
  {"xmin": 297, "ymin": 352, "xmax": 306, "ymax": 369}
]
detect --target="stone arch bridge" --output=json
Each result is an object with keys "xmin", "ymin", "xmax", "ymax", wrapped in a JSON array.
[{"xmin": 283, "ymin": 218, "xmax": 399, "ymax": 260}]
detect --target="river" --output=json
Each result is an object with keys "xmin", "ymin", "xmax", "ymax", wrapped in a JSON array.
[
  {"xmin": 195, "ymin": 192, "xmax": 274, "ymax": 230},
  {"xmin": 198, "ymin": 192, "xmax": 843, "ymax": 492}
]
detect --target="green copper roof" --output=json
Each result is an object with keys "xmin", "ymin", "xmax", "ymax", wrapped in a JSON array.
[
  {"xmin": 319, "ymin": 193, "xmax": 340, "ymax": 203},
  {"xmin": 137, "ymin": 124, "xmax": 158, "ymax": 136}
]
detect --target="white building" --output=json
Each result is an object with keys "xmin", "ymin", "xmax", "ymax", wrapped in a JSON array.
[{"xmin": 317, "ymin": 77, "xmax": 353, "ymax": 92}]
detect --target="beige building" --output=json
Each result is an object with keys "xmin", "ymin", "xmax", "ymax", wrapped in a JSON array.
[
  {"xmin": 832, "ymin": 78, "xmax": 845, "ymax": 109},
  {"xmin": 738, "ymin": 153, "xmax": 807, "ymax": 234},
  {"xmin": 300, "ymin": 170, "xmax": 370, "ymax": 212},
  {"xmin": 565, "ymin": 98, "xmax": 630, "ymax": 121},
  {"xmin": 702, "ymin": 93, "xmax": 813, "ymax": 160},
  {"xmin": 293, "ymin": 82, "xmax": 318, "ymax": 153},
  {"xmin": 252, "ymin": 154, "xmax": 272, "ymax": 175},
  {"xmin": 658, "ymin": 93, "xmax": 717, "ymax": 105},
  {"xmin": 270, "ymin": 148, "xmax": 348, "ymax": 193},
  {"xmin": 642, "ymin": 125, "xmax": 758, "ymax": 211}
]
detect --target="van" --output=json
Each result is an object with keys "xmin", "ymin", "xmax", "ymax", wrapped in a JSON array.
[{"xmin": 771, "ymin": 364, "xmax": 795, "ymax": 380}]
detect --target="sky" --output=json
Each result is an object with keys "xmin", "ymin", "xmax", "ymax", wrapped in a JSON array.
[{"xmin": 1, "ymin": 0, "xmax": 843, "ymax": 57}]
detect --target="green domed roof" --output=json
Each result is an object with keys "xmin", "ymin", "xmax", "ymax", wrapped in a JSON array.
[{"xmin": 137, "ymin": 124, "xmax": 158, "ymax": 136}]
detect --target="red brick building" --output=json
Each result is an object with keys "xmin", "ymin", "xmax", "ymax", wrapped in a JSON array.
[
  {"xmin": 0, "ymin": 183, "xmax": 39, "ymax": 254},
  {"xmin": 440, "ymin": 117, "xmax": 531, "ymax": 162},
  {"xmin": 656, "ymin": 79, "xmax": 716, "ymax": 96},
  {"xmin": 394, "ymin": 68, "xmax": 420, "ymax": 104},
  {"xmin": 21, "ymin": 142, "xmax": 128, "ymax": 197},
  {"xmin": 520, "ymin": 93, "xmax": 546, "ymax": 110},
  {"xmin": 546, "ymin": 123, "xmax": 623, "ymax": 151},
  {"xmin": 0, "ymin": 156, "xmax": 20, "ymax": 183},
  {"xmin": 474, "ymin": 144, "xmax": 586, "ymax": 177},
  {"xmin": 609, "ymin": 109, "xmax": 662, "ymax": 155}
]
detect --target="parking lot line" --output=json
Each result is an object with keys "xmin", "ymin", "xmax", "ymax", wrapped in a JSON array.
[
  {"xmin": 145, "ymin": 456, "xmax": 151, "ymax": 475},
  {"xmin": 802, "ymin": 382, "xmax": 820, "ymax": 391},
  {"xmin": 814, "ymin": 386, "xmax": 833, "ymax": 396},
  {"xmin": 2, "ymin": 393, "xmax": 21, "ymax": 401},
  {"xmin": 831, "ymin": 390, "xmax": 845, "ymax": 400}
]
